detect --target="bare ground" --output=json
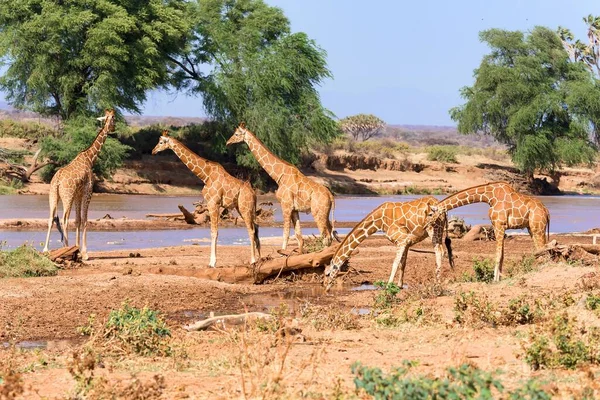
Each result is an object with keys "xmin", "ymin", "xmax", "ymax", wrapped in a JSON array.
[{"xmin": 1, "ymin": 234, "xmax": 599, "ymax": 398}]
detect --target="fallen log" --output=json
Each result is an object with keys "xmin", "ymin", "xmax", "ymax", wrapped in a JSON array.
[
  {"xmin": 150, "ymin": 244, "xmax": 339, "ymax": 284},
  {"xmin": 462, "ymin": 224, "xmax": 495, "ymax": 242},
  {"xmin": 48, "ymin": 246, "xmax": 79, "ymax": 262},
  {"xmin": 183, "ymin": 312, "xmax": 272, "ymax": 331},
  {"xmin": 178, "ymin": 204, "xmax": 198, "ymax": 225},
  {"xmin": 146, "ymin": 213, "xmax": 184, "ymax": 219},
  {"xmin": 535, "ymin": 239, "xmax": 600, "ymax": 265}
]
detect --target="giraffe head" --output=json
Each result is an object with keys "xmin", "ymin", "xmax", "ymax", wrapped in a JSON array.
[
  {"xmin": 152, "ymin": 130, "xmax": 173, "ymax": 155},
  {"xmin": 96, "ymin": 108, "xmax": 116, "ymax": 132},
  {"xmin": 226, "ymin": 122, "xmax": 249, "ymax": 146}
]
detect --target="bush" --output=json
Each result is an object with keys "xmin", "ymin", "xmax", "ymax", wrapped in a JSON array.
[
  {"xmin": 426, "ymin": 145, "xmax": 458, "ymax": 163},
  {"xmin": 453, "ymin": 291, "xmax": 498, "ymax": 327},
  {"xmin": 0, "ymin": 244, "xmax": 58, "ymax": 278},
  {"xmin": 0, "ymin": 119, "xmax": 56, "ymax": 139},
  {"xmin": 585, "ymin": 294, "xmax": 600, "ymax": 312},
  {"xmin": 373, "ymin": 281, "xmax": 402, "ymax": 310},
  {"xmin": 461, "ymin": 258, "xmax": 495, "ymax": 283},
  {"xmin": 351, "ymin": 361, "xmax": 550, "ymax": 399},
  {"xmin": 98, "ymin": 302, "xmax": 172, "ymax": 356},
  {"xmin": 505, "ymin": 256, "xmax": 537, "ymax": 278},
  {"xmin": 40, "ymin": 116, "xmax": 131, "ymax": 182}
]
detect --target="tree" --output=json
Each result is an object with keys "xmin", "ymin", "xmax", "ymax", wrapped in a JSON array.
[
  {"xmin": 169, "ymin": 0, "xmax": 339, "ymax": 167},
  {"xmin": 450, "ymin": 27, "xmax": 600, "ymax": 178},
  {"xmin": 558, "ymin": 15, "xmax": 600, "ymax": 78},
  {"xmin": 0, "ymin": 0, "xmax": 193, "ymax": 120},
  {"xmin": 339, "ymin": 114, "xmax": 386, "ymax": 141}
]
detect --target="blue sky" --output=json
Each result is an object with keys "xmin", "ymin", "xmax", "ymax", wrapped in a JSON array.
[{"xmin": 1, "ymin": 0, "xmax": 597, "ymax": 125}]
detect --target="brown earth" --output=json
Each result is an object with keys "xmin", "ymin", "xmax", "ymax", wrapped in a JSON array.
[{"xmin": 1, "ymin": 233, "xmax": 600, "ymax": 398}]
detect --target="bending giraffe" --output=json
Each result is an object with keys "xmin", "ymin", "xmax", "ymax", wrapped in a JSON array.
[
  {"xmin": 43, "ymin": 109, "xmax": 116, "ymax": 260},
  {"xmin": 152, "ymin": 131, "xmax": 260, "ymax": 267},
  {"xmin": 324, "ymin": 196, "xmax": 454, "ymax": 290},
  {"xmin": 426, "ymin": 181, "xmax": 550, "ymax": 282},
  {"xmin": 226, "ymin": 123, "xmax": 337, "ymax": 253}
]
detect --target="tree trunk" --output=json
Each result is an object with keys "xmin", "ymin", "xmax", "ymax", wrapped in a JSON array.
[{"xmin": 178, "ymin": 204, "xmax": 198, "ymax": 225}]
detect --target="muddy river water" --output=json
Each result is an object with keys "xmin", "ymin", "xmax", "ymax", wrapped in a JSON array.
[{"xmin": 1, "ymin": 194, "xmax": 599, "ymax": 251}]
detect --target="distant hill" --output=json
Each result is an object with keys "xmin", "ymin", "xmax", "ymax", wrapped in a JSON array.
[{"xmin": 0, "ymin": 105, "xmax": 501, "ymax": 148}]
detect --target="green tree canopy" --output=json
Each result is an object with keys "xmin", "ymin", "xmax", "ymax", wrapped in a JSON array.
[
  {"xmin": 339, "ymin": 114, "xmax": 386, "ymax": 141},
  {"xmin": 169, "ymin": 0, "xmax": 339, "ymax": 167},
  {"xmin": 451, "ymin": 27, "xmax": 600, "ymax": 176},
  {"xmin": 0, "ymin": 0, "xmax": 192, "ymax": 120}
]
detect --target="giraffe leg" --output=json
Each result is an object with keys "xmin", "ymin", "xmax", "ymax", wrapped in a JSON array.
[
  {"xmin": 61, "ymin": 199, "xmax": 74, "ymax": 247},
  {"xmin": 43, "ymin": 185, "xmax": 59, "ymax": 253},
  {"xmin": 80, "ymin": 188, "xmax": 93, "ymax": 261},
  {"xmin": 281, "ymin": 205, "xmax": 293, "ymax": 251},
  {"xmin": 208, "ymin": 206, "xmax": 220, "ymax": 267},
  {"xmin": 392, "ymin": 245, "xmax": 410, "ymax": 287},
  {"xmin": 493, "ymin": 226, "xmax": 506, "ymax": 282},
  {"xmin": 238, "ymin": 206, "xmax": 259, "ymax": 264},
  {"xmin": 291, "ymin": 210, "xmax": 304, "ymax": 254},
  {"xmin": 433, "ymin": 242, "xmax": 444, "ymax": 283},
  {"xmin": 74, "ymin": 196, "xmax": 82, "ymax": 248},
  {"xmin": 314, "ymin": 209, "xmax": 332, "ymax": 247},
  {"xmin": 388, "ymin": 245, "xmax": 408, "ymax": 285}
]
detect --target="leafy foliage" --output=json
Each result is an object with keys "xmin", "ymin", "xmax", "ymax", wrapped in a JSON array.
[
  {"xmin": 102, "ymin": 302, "xmax": 171, "ymax": 356},
  {"xmin": 0, "ymin": 244, "xmax": 58, "ymax": 278},
  {"xmin": 373, "ymin": 281, "xmax": 402, "ymax": 310},
  {"xmin": 170, "ymin": 0, "xmax": 339, "ymax": 167},
  {"xmin": 461, "ymin": 258, "xmax": 495, "ymax": 283},
  {"xmin": 339, "ymin": 114, "xmax": 385, "ymax": 141},
  {"xmin": 40, "ymin": 116, "xmax": 130, "ymax": 182},
  {"xmin": 426, "ymin": 145, "xmax": 458, "ymax": 163},
  {"xmin": 558, "ymin": 15, "xmax": 600, "ymax": 78},
  {"xmin": 0, "ymin": 0, "xmax": 192, "ymax": 119},
  {"xmin": 352, "ymin": 361, "xmax": 550, "ymax": 399},
  {"xmin": 451, "ymin": 27, "xmax": 600, "ymax": 175},
  {"xmin": 0, "ymin": 120, "xmax": 56, "ymax": 139}
]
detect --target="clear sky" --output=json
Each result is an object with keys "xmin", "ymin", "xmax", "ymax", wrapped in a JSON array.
[{"xmin": 1, "ymin": 1, "xmax": 597, "ymax": 125}]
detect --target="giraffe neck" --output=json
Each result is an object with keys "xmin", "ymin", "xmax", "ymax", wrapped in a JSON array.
[
  {"xmin": 81, "ymin": 124, "xmax": 110, "ymax": 165},
  {"xmin": 438, "ymin": 186, "xmax": 496, "ymax": 211},
  {"xmin": 168, "ymin": 137, "xmax": 213, "ymax": 182},
  {"xmin": 331, "ymin": 207, "xmax": 384, "ymax": 266},
  {"xmin": 244, "ymin": 130, "xmax": 290, "ymax": 182}
]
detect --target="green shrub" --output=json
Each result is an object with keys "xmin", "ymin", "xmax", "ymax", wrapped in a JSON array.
[
  {"xmin": 453, "ymin": 291, "xmax": 498, "ymax": 327},
  {"xmin": 102, "ymin": 302, "xmax": 171, "ymax": 356},
  {"xmin": 0, "ymin": 119, "xmax": 56, "ymax": 139},
  {"xmin": 0, "ymin": 244, "xmax": 58, "ymax": 278},
  {"xmin": 373, "ymin": 281, "xmax": 402, "ymax": 310},
  {"xmin": 585, "ymin": 294, "xmax": 600, "ymax": 311},
  {"xmin": 426, "ymin": 145, "xmax": 458, "ymax": 163},
  {"xmin": 351, "ymin": 361, "xmax": 550, "ymax": 399},
  {"xmin": 461, "ymin": 258, "xmax": 495, "ymax": 283},
  {"xmin": 503, "ymin": 296, "xmax": 542, "ymax": 325},
  {"xmin": 505, "ymin": 256, "xmax": 537, "ymax": 278}
]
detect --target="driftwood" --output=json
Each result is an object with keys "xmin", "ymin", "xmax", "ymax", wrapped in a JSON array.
[
  {"xmin": 146, "ymin": 213, "xmax": 184, "ymax": 219},
  {"xmin": 48, "ymin": 246, "xmax": 79, "ymax": 262},
  {"xmin": 150, "ymin": 244, "xmax": 339, "ymax": 284},
  {"xmin": 183, "ymin": 312, "xmax": 272, "ymax": 331},
  {"xmin": 178, "ymin": 204, "xmax": 198, "ymax": 225},
  {"xmin": 462, "ymin": 224, "xmax": 496, "ymax": 242},
  {"xmin": 535, "ymin": 239, "xmax": 600, "ymax": 265}
]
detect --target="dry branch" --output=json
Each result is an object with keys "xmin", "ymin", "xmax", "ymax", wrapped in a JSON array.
[
  {"xmin": 535, "ymin": 239, "xmax": 600, "ymax": 265},
  {"xmin": 183, "ymin": 312, "xmax": 272, "ymax": 331},
  {"xmin": 462, "ymin": 224, "xmax": 495, "ymax": 242},
  {"xmin": 48, "ymin": 245, "xmax": 79, "ymax": 262},
  {"xmin": 178, "ymin": 204, "xmax": 198, "ymax": 225},
  {"xmin": 150, "ymin": 244, "xmax": 339, "ymax": 284}
]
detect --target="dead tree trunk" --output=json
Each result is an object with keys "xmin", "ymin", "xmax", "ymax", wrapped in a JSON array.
[
  {"xmin": 178, "ymin": 204, "xmax": 198, "ymax": 225},
  {"xmin": 2, "ymin": 148, "xmax": 56, "ymax": 183},
  {"xmin": 150, "ymin": 244, "xmax": 339, "ymax": 284}
]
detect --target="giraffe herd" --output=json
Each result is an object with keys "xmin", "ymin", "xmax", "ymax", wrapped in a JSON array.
[{"xmin": 43, "ymin": 112, "xmax": 551, "ymax": 288}]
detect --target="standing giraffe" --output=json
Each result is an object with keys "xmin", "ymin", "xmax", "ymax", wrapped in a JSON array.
[
  {"xmin": 226, "ymin": 123, "xmax": 336, "ymax": 253},
  {"xmin": 152, "ymin": 131, "xmax": 260, "ymax": 267},
  {"xmin": 324, "ymin": 196, "xmax": 454, "ymax": 290},
  {"xmin": 426, "ymin": 181, "xmax": 550, "ymax": 281},
  {"xmin": 43, "ymin": 109, "xmax": 116, "ymax": 260}
]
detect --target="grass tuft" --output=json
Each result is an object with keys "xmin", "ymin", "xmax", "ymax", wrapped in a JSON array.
[{"xmin": 0, "ymin": 244, "xmax": 58, "ymax": 278}]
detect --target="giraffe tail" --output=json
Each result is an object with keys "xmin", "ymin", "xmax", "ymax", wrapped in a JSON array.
[
  {"xmin": 53, "ymin": 216, "xmax": 65, "ymax": 244},
  {"xmin": 444, "ymin": 215, "xmax": 455, "ymax": 269},
  {"xmin": 254, "ymin": 223, "xmax": 261, "ymax": 254},
  {"xmin": 329, "ymin": 189, "xmax": 340, "ymax": 242}
]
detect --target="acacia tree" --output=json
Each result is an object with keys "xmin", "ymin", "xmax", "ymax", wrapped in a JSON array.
[
  {"xmin": 169, "ymin": 0, "xmax": 339, "ymax": 167},
  {"xmin": 451, "ymin": 27, "xmax": 600, "ymax": 178},
  {"xmin": 0, "ymin": 0, "xmax": 192, "ymax": 120},
  {"xmin": 339, "ymin": 114, "xmax": 385, "ymax": 141}
]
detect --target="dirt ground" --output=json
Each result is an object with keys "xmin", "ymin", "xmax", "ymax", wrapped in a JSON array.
[{"xmin": 1, "ymin": 233, "xmax": 599, "ymax": 398}]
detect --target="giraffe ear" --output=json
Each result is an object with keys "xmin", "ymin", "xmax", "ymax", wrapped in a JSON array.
[
  {"xmin": 430, "ymin": 206, "xmax": 438, "ymax": 213},
  {"xmin": 162, "ymin": 130, "xmax": 169, "ymax": 137},
  {"xmin": 239, "ymin": 122, "xmax": 246, "ymax": 129},
  {"xmin": 96, "ymin": 116, "xmax": 107, "ymax": 122}
]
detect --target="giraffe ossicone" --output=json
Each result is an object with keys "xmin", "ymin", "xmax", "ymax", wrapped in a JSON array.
[
  {"xmin": 324, "ymin": 196, "xmax": 454, "ymax": 291},
  {"xmin": 43, "ymin": 109, "xmax": 116, "ymax": 261},
  {"xmin": 152, "ymin": 130, "xmax": 260, "ymax": 267},
  {"xmin": 226, "ymin": 123, "xmax": 337, "ymax": 253}
]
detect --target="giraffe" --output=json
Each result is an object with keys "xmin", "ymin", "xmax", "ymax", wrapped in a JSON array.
[
  {"xmin": 324, "ymin": 196, "xmax": 454, "ymax": 290},
  {"xmin": 426, "ymin": 181, "xmax": 550, "ymax": 282},
  {"xmin": 43, "ymin": 109, "xmax": 116, "ymax": 261},
  {"xmin": 152, "ymin": 131, "xmax": 260, "ymax": 267},
  {"xmin": 226, "ymin": 123, "xmax": 337, "ymax": 253}
]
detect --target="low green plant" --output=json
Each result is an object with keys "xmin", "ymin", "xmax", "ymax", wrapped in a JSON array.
[
  {"xmin": 523, "ymin": 312, "xmax": 600, "ymax": 370},
  {"xmin": 503, "ymin": 296, "xmax": 542, "ymax": 325},
  {"xmin": 453, "ymin": 291, "xmax": 498, "ymax": 327},
  {"xmin": 300, "ymin": 303, "xmax": 360, "ymax": 331},
  {"xmin": 375, "ymin": 301, "xmax": 440, "ymax": 328},
  {"xmin": 0, "ymin": 119, "xmax": 56, "ymax": 139},
  {"xmin": 585, "ymin": 294, "xmax": 600, "ymax": 311},
  {"xmin": 100, "ymin": 302, "xmax": 171, "ymax": 356},
  {"xmin": 351, "ymin": 361, "xmax": 550, "ymax": 399},
  {"xmin": 505, "ymin": 255, "xmax": 537, "ymax": 278},
  {"xmin": 0, "ymin": 245, "xmax": 58, "ymax": 278},
  {"xmin": 461, "ymin": 258, "xmax": 495, "ymax": 283},
  {"xmin": 426, "ymin": 145, "xmax": 458, "ymax": 163},
  {"xmin": 373, "ymin": 281, "xmax": 402, "ymax": 310}
]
